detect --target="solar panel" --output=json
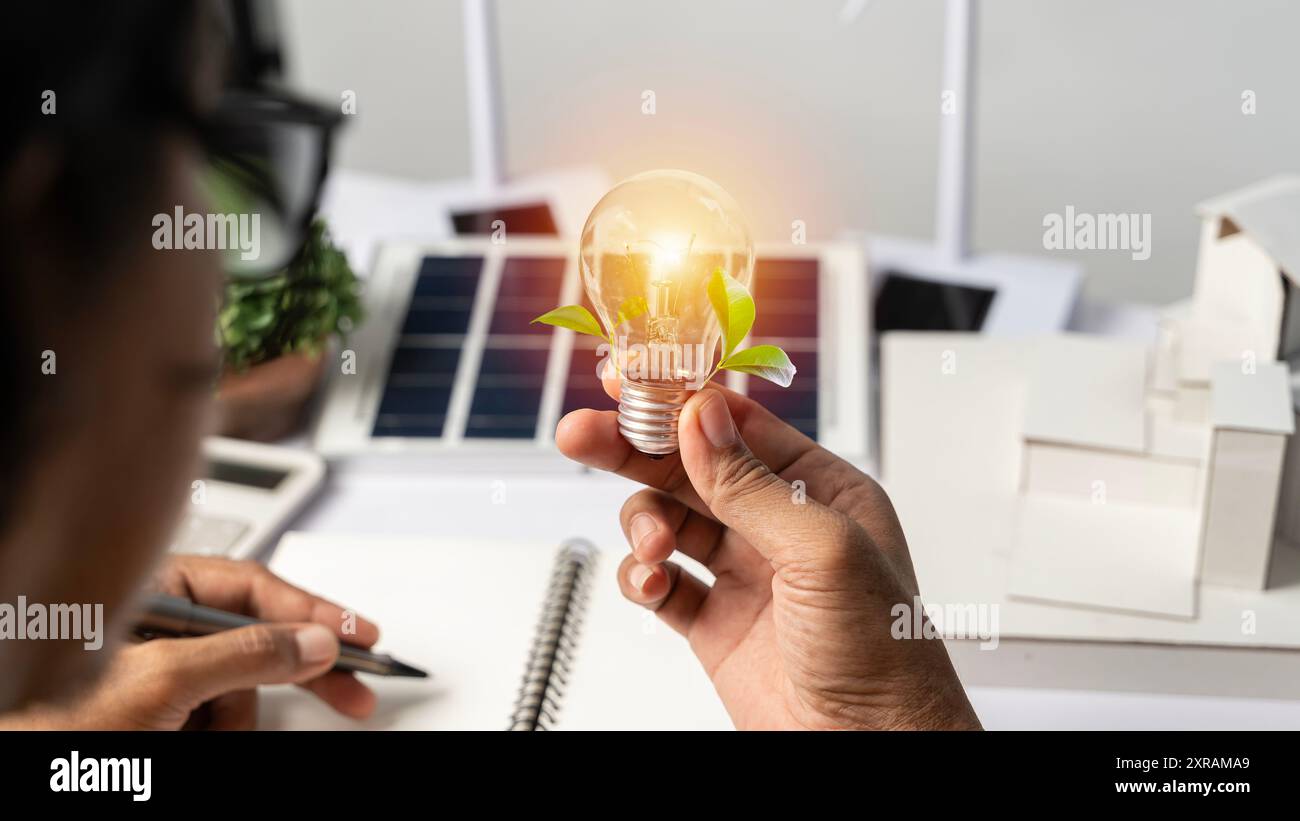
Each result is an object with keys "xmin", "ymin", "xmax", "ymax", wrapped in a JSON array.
[
  {"xmin": 401, "ymin": 256, "xmax": 482, "ymax": 333},
  {"xmin": 314, "ymin": 238, "xmax": 868, "ymax": 464},
  {"xmin": 464, "ymin": 346, "xmax": 550, "ymax": 438},
  {"xmin": 562, "ymin": 336, "xmax": 611, "ymax": 417},
  {"xmin": 464, "ymin": 256, "xmax": 568, "ymax": 439},
  {"xmin": 748, "ymin": 258, "xmax": 820, "ymax": 438},
  {"xmin": 377, "ymin": 253, "xmax": 821, "ymax": 440},
  {"xmin": 372, "ymin": 256, "xmax": 483, "ymax": 438},
  {"xmin": 559, "ymin": 291, "xmax": 614, "ymax": 416}
]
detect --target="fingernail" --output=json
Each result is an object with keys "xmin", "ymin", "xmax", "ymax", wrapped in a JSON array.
[
  {"xmin": 295, "ymin": 625, "xmax": 337, "ymax": 666},
  {"xmin": 697, "ymin": 393, "xmax": 737, "ymax": 448},
  {"xmin": 629, "ymin": 513, "xmax": 658, "ymax": 550},
  {"xmin": 628, "ymin": 563, "xmax": 655, "ymax": 593}
]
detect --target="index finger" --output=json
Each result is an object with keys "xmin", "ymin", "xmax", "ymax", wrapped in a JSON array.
[
  {"xmin": 163, "ymin": 556, "xmax": 382, "ymax": 649},
  {"xmin": 555, "ymin": 382, "xmax": 819, "ymax": 519}
]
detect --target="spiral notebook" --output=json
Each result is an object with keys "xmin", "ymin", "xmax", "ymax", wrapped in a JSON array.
[{"xmin": 259, "ymin": 532, "xmax": 732, "ymax": 730}]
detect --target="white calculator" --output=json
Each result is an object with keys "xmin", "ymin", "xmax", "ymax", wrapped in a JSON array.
[{"xmin": 170, "ymin": 437, "xmax": 326, "ymax": 560}]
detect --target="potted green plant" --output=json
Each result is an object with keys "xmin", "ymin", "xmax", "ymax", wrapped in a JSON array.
[{"xmin": 214, "ymin": 218, "xmax": 363, "ymax": 441}]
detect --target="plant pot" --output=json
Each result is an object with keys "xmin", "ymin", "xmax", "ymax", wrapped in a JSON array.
[{"xmin": 214, "ymin": 349, "xmax": 328, "ymax": 442}]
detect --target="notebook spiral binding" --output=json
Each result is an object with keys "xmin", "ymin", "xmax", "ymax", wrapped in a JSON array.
[{"xmin": 508, "ymin": 539, "xmax": 598, "ymax": 730}]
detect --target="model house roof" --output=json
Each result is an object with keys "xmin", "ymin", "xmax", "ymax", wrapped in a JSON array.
[{"xmin": 1197, "ymin": 175, "xmax": 1300, "ymax": 286}]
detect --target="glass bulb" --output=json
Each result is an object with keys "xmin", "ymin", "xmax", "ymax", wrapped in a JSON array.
[{"xmin": 579, "ymin": 170, "xmax": 754, "ymax": 457}]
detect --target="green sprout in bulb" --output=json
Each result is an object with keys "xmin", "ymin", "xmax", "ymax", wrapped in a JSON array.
[{"xmin": 531, "ymin": 267, "xmax": 796, "ymax": 389}]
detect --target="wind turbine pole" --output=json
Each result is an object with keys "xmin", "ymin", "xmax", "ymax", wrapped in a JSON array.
[
  {"xmin": 935, "ymin": 0, "xmax": 976, "ymax": 263},
  {"xmin": 463, "ymin": 0, "xmax": 505, "ymax": 190}
]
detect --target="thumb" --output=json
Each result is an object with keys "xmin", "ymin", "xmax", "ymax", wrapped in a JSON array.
[
  {"xmin": 156, "ymin": 623, "xmax": 339, "ymax": 707},
  {"xmin": 677, "ymin": 389, "xmax": 853, "ymax": 569}
]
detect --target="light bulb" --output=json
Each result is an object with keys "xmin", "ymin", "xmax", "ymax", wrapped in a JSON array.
[{"xmin": 579, "ymin": 170, "xmax": 754, "ymax": 457}]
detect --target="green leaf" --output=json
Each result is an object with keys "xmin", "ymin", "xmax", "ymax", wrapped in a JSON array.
[
  {"xmin": 615, "ymin": 296, "xmax": 648, "ymax": 327},
  {"xmin": 719, "ymin": 345, "xmax": 797, "ymax": 388},
  {"xmin": 708, "ymin": 267, "xmax": 755, "ymax": 361},
  {"xmin": 531, "ymin": 305, "xmax": 607, "ymax": 340},
  {"xmin": 246, "ymin": 305, "xmax": 276, "ymax": 330}
]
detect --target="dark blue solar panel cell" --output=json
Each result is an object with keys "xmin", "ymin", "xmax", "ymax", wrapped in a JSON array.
[
  {"xmin": 373, "ymin": 381, "xmax": 453, "ymax": 438},
  {"xmin": 784, "ymin": 349, "xmax": 819, "ymax": 379},
  {"xmin": 562, "ymin": 387, "xmax": 611, "ymax": 417},
  {"xmin": 374, "ymin": 385, "xmax": 454, "ymax": 417},
  {"xmin": 562, "ymin": 346, "xmax": 612, "ymax": 415},
  {"xmin": 752, "ymin": 298, "xmax": 819, "ymax": 339},
  {"xmin": 386, "ymin": 346, "xmax": 461, "ymax": 376},
  {"xmin": 412, "ymin": 256, "xmax": 483, "ymax": 296},
  {"xmin": 372, "ymin": 417, "xmax": 447, "ymax": 438},
  {"xmin": 462, "ymin": 416, "xmax": 540, "ymax": 439},
  {"xmin": 401, "ymin": 297, "xmax": 476, "ymax": 335},
  {"xmin": 374, "ymin": 257, "xmax": 486, "ymax": 439},
  {"xmin": 373, "ymin": 257, "xmax": 485, "ymax": 438},
  {"xmin": 373, "ymin": 342, "xmax": 462, "ymax": 438},
  {"xmin": 748, "ymin": 351, "xmax": 817, "ymax": 439},
  {"xmin": 751, "ymin": 259, "xmax": 819, "ymax": 339},
  {"xmin": 476, "ymin": 348, "xmax": 550, "ymax": 379},
  {"xmin": 748, "ymin": 385, "xmax": 817, "ymax": 423},
  {"xmin": 749, "ymin": 393, "xmax": 816, "ymax": 438},
  {"xmin": 469, "ymin": 386, "xmax": 543, "ymax": 414},
  {"xmin": 746, "ymin": 257, "xmax": 819, "ymax": 439},
  {"xmin": 464, "ymin": 348, "xmax": 550, "ymax": 439},
  {"xmin": 490, "ymin": 256, "xmax": 567, "ymax": 335},
  {"xmin": 566, "ymin": 340, "xmax": 605, "ymax": 373},
  {"xmin": 402, "ymin": 256, "xmax": 483, "ymax": 335}
]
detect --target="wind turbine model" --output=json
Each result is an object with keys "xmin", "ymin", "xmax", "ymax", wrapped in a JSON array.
[
  {"xmin": 857, "ymin": 0, "xmax": 1082, "ymax": 335},
  {"xmin": 310, "ymin": 0, "xmax": 608, "ymax": 272},
  {"xmin": 462, "ymin": 0, "xmax": 505, "ymax": 190},
  {"xmin": 447, "ymin": 0, "xmax": 610, "ymax": 235}
]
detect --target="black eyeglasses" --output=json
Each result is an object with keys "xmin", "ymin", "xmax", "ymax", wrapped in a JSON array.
[{"xmin": 198, "ymin": 89, "xmax": 344, "ymax": 278}]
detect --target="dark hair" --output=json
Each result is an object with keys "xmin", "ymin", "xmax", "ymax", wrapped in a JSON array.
[{"xmin": 0, "ymin": 1, "xmax": 221, "ymax": 525}]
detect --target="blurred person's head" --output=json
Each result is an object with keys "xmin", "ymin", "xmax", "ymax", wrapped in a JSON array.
[{"xmin": 0, "ymin": 0, "xmax": 228, "ymax": 709}]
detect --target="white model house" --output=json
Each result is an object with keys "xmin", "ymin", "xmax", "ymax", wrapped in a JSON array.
[{"xmin": 1007, "ymin": 176, "xmax": 1299, "ymax": 618}]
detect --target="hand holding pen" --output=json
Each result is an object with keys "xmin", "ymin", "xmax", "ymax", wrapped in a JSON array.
[{"xmin": 5, "ymin": 555, "xmax": 419, "ymax": 730}]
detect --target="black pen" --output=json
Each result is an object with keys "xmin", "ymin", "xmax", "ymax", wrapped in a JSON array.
[{"xmin": 134, "ymin": 593, "xmax": 428, "ymax": 678}]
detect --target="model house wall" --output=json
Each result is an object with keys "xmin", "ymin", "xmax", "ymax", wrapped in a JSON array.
[
  {"xmin": 1199, "ymin": 362, "xmax": 1293, "ymax": 589},
  {"xmin": 1009, "ymin": 176, "xmax": 1300, "ymax": 611}
]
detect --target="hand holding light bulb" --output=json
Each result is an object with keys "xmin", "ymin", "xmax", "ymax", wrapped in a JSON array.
[
  {"xmin": 555, "ymin": 380, "xmax": 981, "ymax": 731},
  {"xmin": 544, "ymin": 171, "xmax": 978, "ymax": 730},
  {"xmin": 534, "ymin": 170, "xmax": 794, "ymax": 457}
]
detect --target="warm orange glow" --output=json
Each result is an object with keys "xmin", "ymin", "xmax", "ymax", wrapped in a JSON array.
[{"xmin": 580, "ymin": 170, "xmax": 754, "ymax": 387}]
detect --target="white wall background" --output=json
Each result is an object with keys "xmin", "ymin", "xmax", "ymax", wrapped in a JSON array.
[{"xmin": 280, "ymin": 0, "xmax": 1300, "ymax": 305}]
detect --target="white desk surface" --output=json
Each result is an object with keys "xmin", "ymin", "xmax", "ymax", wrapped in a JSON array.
[
  {"xmin": 285, "ymin": 464, "xmax": 1300, "ymax": 730},
  {"xmin": 281, "ymin": 173, "xmax": 1300, "ymax": 728}
]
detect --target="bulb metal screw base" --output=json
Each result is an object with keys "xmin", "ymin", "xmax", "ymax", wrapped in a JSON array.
[{"xmin": 618, "ymin": 380, "xmax": 688, "ymax": 456}]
